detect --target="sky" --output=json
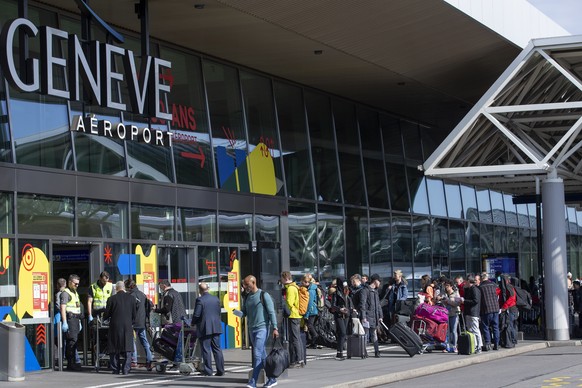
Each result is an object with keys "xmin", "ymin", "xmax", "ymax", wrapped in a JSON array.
[{"xmin": 528, "ymin": 0, "xmax": 582, "ymax": 35}]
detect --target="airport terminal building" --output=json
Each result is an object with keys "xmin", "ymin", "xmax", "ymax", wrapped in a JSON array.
[{"xmin": 0, "ymin": 0, "xmax": 577, "ymax": 370}]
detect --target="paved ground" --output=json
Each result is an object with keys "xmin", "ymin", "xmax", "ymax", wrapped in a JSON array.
[{"xmin": 2, "ymin": 339, "xmax": 580, "ymax": 388}]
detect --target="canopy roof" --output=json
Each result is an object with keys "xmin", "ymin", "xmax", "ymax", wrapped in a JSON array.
[{"xmin": 422, "ymin": 35, "xmax": 582, "ymax": 197}]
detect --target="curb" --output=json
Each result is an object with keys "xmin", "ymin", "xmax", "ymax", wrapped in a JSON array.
[{"xmin": 323, "ymin": 341, "xmax": 581, "ymax": 388}]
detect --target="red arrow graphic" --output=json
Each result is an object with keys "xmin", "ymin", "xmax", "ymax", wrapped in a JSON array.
[
  {"xmin": 180, "ymin": 146, "xmax": 206, "ymax": 168},
  {"xmin": 36, "ymin": 325, "xmax": 46, "ymax": 345}
]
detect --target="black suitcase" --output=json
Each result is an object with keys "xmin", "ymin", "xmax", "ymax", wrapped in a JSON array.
[
  {"xmin": 300, "ymin": 330, "xmax": 308, "ymax": 364},
  {"xmin": 152, "ymin": 337, "xmax": 176, "ymax": 360},
  {"xmin": 384, "ymin": 321, "xmax": 423, "ymax": 357},
  {"xmin": 346, "ymin": 335, "xmax": 367, "ymax": 359}
]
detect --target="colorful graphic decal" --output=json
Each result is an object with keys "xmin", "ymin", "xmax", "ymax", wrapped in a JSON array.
[
  {"xmin": 222, "ymin": 253, "xmax": 241, "ymax": 348},
  {"xmin": 0, "ymin": 238, "xmax": 10, "ymax": 275},
  {"xmin": 32, "ymin": 272, "xmax": 49, "ymax": 318},
  {"xmin": 134, "ymin": 245, "xmax": 158, "ymax": 305}
]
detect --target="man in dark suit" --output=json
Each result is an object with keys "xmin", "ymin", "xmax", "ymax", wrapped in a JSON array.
[
  {"xmin": 103, "ymin": 281, "xmax": 137, "ymax": 375},
  {"xmin": 192, "ymin": 282, "xmax": 225, "ymax": 376}
]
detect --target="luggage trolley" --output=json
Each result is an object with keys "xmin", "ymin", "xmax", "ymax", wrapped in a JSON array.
[{"xmin": 92, "ymin": 315, "xmax": 110, "ymax": 372}]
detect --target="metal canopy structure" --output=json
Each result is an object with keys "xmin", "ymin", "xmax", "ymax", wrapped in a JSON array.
[{"xmin": 422, "ymin": 35, "xmax": 582, "ymax": 198}]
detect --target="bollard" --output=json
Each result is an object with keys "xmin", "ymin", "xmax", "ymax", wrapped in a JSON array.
[{"xmin": 0, "ymin": 321, "xmax": 25, "ymax": 382}]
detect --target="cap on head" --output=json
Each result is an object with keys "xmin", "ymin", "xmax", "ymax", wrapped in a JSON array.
[{"xmin": 370, "ymin": 274, "xmax": 381, "ymax": 283}]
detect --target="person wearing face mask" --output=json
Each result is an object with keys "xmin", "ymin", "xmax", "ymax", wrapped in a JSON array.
[{"xmin": 329, "ymin": 277, "xmax": 353, "ymax": 360}]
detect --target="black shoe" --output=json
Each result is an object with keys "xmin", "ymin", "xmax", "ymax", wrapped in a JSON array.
[
  {"xmin": 215, "ymin": 371, "xmax": 225, "ymax": 376},
  {"xmin": 374, "ymin": 353, "xmax": 380, "ymax": 358},
  {"xmin": 482, "ymin": 344, "xmax": 490, "ymax": 352},
  {"xmin": 67, "ymin": 363, "xmax": 82, "ymax": 371},
  {"xmin": 493, "ymin": 344, "xmax": 499, "ymax": 350}
]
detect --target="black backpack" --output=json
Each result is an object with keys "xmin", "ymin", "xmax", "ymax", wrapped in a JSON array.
[{"xmin": 515, "ymin": 286, "xmax": 533, "ymax": 310}]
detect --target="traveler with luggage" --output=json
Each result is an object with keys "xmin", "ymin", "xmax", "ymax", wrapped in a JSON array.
[
  {"xmin": 329, "ymin": 277, "xmax": 352, "ymax": 360},
  {"xmin": 281, "ymin": 271, "xmax": 304, "ymax": 368},
  {"xmin": 384, "ymin": 270, "xmax": 408, "ymax": 323},
  {"xmin": 155, "ymin": 280, "xmax": 187, "ymax": 362},
  {"xmin": 479, "ymin": 273, "xmax": 500, "ymax": 351},
  {"xmin": 462, "ymin": 275, "xmax": 483, "ymax": 353},
  {"xmin": 301, "ymin": 273, "xmax": 320, "ymax": 349},
  {"xmin": 125, "ymin": 278, "xmax": 154, "ymax": 370},
  {"xmin": 420, "ymin": 275, "xmax": 436, "ymax": 305},
  {"xmin": 498, "ymin": 274, "xmax": 518, "ymax": 347},
  {"xmin": 441, "ymin": 280, "xmax": 461, "ymax": 352},
  {"xmin": 349, "ymin": 274, "xmax": 370, "ymax": 358},
  {"xmin": 367, "ymin": 274, "xmax": 383, "ymax": 357}
]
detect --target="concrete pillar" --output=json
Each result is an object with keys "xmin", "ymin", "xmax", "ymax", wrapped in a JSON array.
[{"xmin": 542, "ymin": 172, "xmax": 569, "ymax": 340}]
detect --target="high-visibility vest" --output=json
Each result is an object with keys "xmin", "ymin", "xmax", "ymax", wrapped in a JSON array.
[
  {"xmin": 63, "ymin": 288, "xmax": 81, "ymax": 315},
  {"xmin": 91, "ymin": 281, "xmax": 113, "ymax": 309}
]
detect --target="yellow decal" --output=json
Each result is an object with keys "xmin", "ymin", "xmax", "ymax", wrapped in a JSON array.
[{"xmin": 135, "ymin": 245, "xmax": 158, "ymax": 305}]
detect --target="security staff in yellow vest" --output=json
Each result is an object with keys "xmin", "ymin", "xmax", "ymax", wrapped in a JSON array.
[
  {"xmin": 60, "ymin": 274, "xmax": 83, "ymax": 371},
  {"xmin": 87, "ymin": 271, "xmax": 114, "ymax": 322}
]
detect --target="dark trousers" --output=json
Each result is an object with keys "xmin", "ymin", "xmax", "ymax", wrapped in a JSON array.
[
  {"xmin": 65, "ymin": 317, "xmax": 80, "ymax": 365},
  {"xmin": 288, "ymin": 318, "xmax": 303, "ymax": 364},
  {"xmin": 200, "ymin": 334, "xmax": 225, "ymax": 375},
  {"xmin": 306, "ymin": 315, "xmax": 319, "ymax": 346},
  {"xmin": 110, "ymin": 351, "xmax": 131, "ymax": 374},
  {"xmin": 480, "ymin": 312, "xmax": 500, "ymax": 346},
  {"xmin": 335, "ymin": 317, "xmax": 348, "ymax": 353}
]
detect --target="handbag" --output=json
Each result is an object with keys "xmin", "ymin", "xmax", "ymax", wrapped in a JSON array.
[
  {"xmin": 351, "ymin": 317, "xmax": 365, "ymax": 335},
  {"xmin": 264, "ymin": 338, "xmax": 290, "ymax": 378}
]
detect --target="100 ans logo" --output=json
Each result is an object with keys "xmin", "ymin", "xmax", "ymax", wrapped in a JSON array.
[{"xmin": 0, "ymin": 18, "xmax": 172, "ymax": 121}]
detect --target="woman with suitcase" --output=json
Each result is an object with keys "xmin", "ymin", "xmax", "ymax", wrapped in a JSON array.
[{"xmin": 329, "ymin": 277, "xmax": 353, "ymax": 360}]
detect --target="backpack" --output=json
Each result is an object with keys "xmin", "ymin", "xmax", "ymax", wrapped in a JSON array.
[
  {"xmin": 514, "ymin": 286, "xmax": 533, "ymax": 310},
  {"xmin": 316, "ymin": 286, "xmax": 325, "ymax": 312},
  {"xmin": 297, "ymin": 285, "xmax": 310, "ymax": 316}
]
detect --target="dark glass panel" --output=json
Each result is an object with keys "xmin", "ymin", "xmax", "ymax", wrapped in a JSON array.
[
  {"xmin": 218, "ymin": 212, "xmax": 252, "ymax": 244},
  {"xmin": 449, "ymin": 220, "xmax": 465, "ymax": 278},
  {"xmin": 0, "ymin": 239, "xmax": 15, "ymax": 307},
  {"xmin": 508, "ymin": 227, "xmax": 519, "ymax": 252},
  {"xmin": 494, "ymin": 225, "xmax": 507, "ymax": 253},
  {"xmin": 333, "ymin": 100, "xmax": 365, "ymax": 205},
  {"xmin": 466, "ymin": 221, "xmax": 480, "ymax": 274},
  {"xmin": 490, "ymin": 191, "xmax": 506, "ymax": 224},
  {"xmin": 77, "ymin": 199, "xmax": 127, "ymax": 238},
  {"xmin": 480, "ymin": 223, "xmax": 494, "ymax": 255},
  {"xmin": 0, "ymin": 66, "xmax": 10, "ymax": 163},
  {"xmin": 445, "ymin": 182, "xmax": 462, "ymax": 219},
  {"xmin": 159, "ymin": 47, "xmax": 214, "ymax": 187},
  {"xmin": 426, "ymin": 178, "xmax": 447, "ymax": 217},
  {"xmin": 204, "ymin": 61, "xmax": 248, "ymax": 193},
  {"xmin": 370, "ymin": 211, "xmax": 391, "ymax": 277},
  {"xmin": 0, "ymin": 192, "xmax": 13, "ymax": 234},
  {"xmin": 401, "ymin": 120, "xmax": 422, "ymax": 161},
  {"xmin": 17, "ymin": 194, "xmax": 73, "ymax": 236},
  {"xmin": 274, "ymin": 82, "xmax": 314, "ymax": 200},
  {"xmin": 392, "ymin": 215, "xmax": 413, "ymax": 292},
  {"xmin": 517, "ymin": 204, "xmax": 530, "ymax": 227},
  {"xmin": 198, "ymin": 246, "xmax": 219, "ymax": 285},
  {"xmin": 288, "ymin": 202, "xmax": 317, "ymax": 277},
  {"xmin": 413, "ymin": 215, "xmax": 432, "ymax": 279},
  {"xmin": 125, "ymin": 131, "xmax": 174, "ymax": 182},
  {"xmin": 461, "ymin": 185, "xmax": 479, "ymax": 221},
  {"xmin": 240, "ymin": 71, "xmax": 284, "ymax": 196},
  {"xmin": 305, "ymin": 91, "xmax": 341, "ymax": 203},
  {"xmin": 408, "ymin": 167, "xmax": 429, "ymax": 215},
  {"xmin": 527, "ymin": 203, "xmax": 537, "ymax": 229},
  {"xmin": 381, "ymin": 115, "xmax": 408, "ymax": 211},
  {"xmin": 431, "ymin": 217, "xmax": 448, "ymax": 278},
  {"xmin": 567, "ymin": 208, "xmax": 577, "ymax": 234},
  {"xmin": 358, "ymin": 108, "xmax": 388, "ymax": 208},
  {"xmin": 318, "ymin": 205, "xmax": 344, "ymax": 284},
  {"xmin": 476, "ymin": 188, "xmax": 493, "ymax": 223},
  {"xmin": 503, "ymin": 193, "xmax": 518, "ymax": 226},
  {"xmin": 131, "ymin": 204, "xmax": 174, "ymax": 240},
  {"xmin": 103, "ymin": 243, "xmax": 129, "ymax": 283},
  {"xmin": 345, "ymin": 208, "xmax": 368, "ymax": 276},
  {"xmin": 255, "ymin": 214, "xmax": 279, "ymax": 242},
  {"xmin": 178, "ymin": 208, "xmax": 216, "ymax": 243}
]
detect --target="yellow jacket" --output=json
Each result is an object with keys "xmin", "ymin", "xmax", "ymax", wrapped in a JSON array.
[{"xmin": 284, "ymin": 283, "xmax": 302, "ymax": 319}]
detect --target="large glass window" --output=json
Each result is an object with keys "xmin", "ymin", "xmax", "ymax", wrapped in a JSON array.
[
  {"xmin": 204, "ymin": 61, "xmax": 248, "ymax": 193},
  {"xmin": 240, "ymin": 71, "xmax": 284, "ymax": 196},
  {"xmin": 449, "ymin": 220, "xmax": 465, "ymax": 277},
  {"xmin": 333, "ymin": 100, "xmax": 365, "ymax": 205},
  {"xmin": 476, "ymin": 188, "xmax": 493, "ymax": 223},
  {"xmin": 131, "ymin": 204, "xmax": 174, "ymax": 240},
  {"xmin": 392, "ymin": 215, "xmax": 413, "ymax": 291},
  {"xmin": 0, "ymin": 64, "xmax": 11, "ymax": 163},
  {"xmin": 305, "ymin": 91, "xmax": 341, "ymax": 203},
  {"xmin": 401, "ymin": 121, "xmax": 423, "ymax": 161},
  {"xmin": 466, "ymin": 222, "xmax": 480, "ymax": 274},
  {"xmin": 413, "ymin": 216, "xmax": 432, "ymax": 278},
  {"xmin": 445, "ymin": 182, "xmax": 462, "ymax": 219},
  {"xmin": 178, "ymin": 208, "xmax": 216, "ymax": 242},
  {"xmin": 255, "ymin": 214, "xmax": 279, "ymax": 242},
  {"xmin": 345, "ymin": 208, "xmax": 368, "ymax": 276},
  {"xmin": 461, "ymin": 185, "xmax": 479, "ymax": 221},
  {"xmin": 0, "ymin": 238, "xmax": 16, "ymax": 308},
  {"xmin": 370, "ymin": 211, "xmax": 391, "ymax": 278},
  {"xmin": 77, "ymin": 199, "xmax": 127, "ymax": 238},
  {"xmin": 431, "ymin": 218, "xmax": 448, "ymax": 277},
  {"xmin": 159, "ymin": 47, "xmax": 214, "ymax": 188},
  {"xmin": 409, "ymin": 169, "xmax": 429, "ymax": 215},
  {"xmin": 17, "ymin": 194, "xmax": 73, "ymax": 236},
  {"xmin": 382, "ymin": 116, "xmax": 408, "ymax": 211},
  {"xmin": 103, "ymin": 243, "xmax": 129, "ymax": 282},
  {"xmin": 218, "ymin": 212, "xmax": 252, "ymax": 244},
  {"xmin": 503, "ymin": 193, "xmax": 518, "ymax": 226},
  {"xmin": 198, "ymin": 246, "xmax": 219, "ymax": 287},
  {"xmin": 427, "ymin": 178, "xmax": 447, "ymax": 217},
  {"xmin": 358, "ymin": 108, "xmax": 388, "ymax": 209},
  {"xmin": 490, "ymin": 191, "xmax": 506, "ymax": 224},
  {"xmin": 318, "ymin": 205, "xmax": 344, "ymax": 284},
  {"xmin": 288, "ymin": 202, "xmax": 317, "ymax": 277},
  {"xmin": 517, "ymin": 204, "xmax": 530, "ymax": 227},
  {"xmin": 0, "ymin": 192, "xmax": 13, "ymax": 234},
  {"xmin": 274, "ymin": 82, "xmax": 314, "ymax": 200}
]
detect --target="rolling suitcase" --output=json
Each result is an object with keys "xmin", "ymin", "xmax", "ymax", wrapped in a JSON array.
[
  {"xmin": 346, "ymin": 335, "xmax": 367, "ymax": 359},
  {"xmin": 383, "ymin": 321, "xmax": 423, "ymax": 357},
  {"xmin": 458, "ymin": 315, "xmax": 476, "ymax": 355}
]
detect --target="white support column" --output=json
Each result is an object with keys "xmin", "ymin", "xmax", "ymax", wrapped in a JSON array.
[{"xmin": 542, "ymin": 171, "xmax": 569, "ymax": 340}]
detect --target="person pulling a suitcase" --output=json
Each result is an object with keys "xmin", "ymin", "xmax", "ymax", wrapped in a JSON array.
[
  {"xmin": 329, "ymin": 277, "xmax": 352, "ymax": 360},
  {"xmin": 350, "ymin": 274, "xmax": 370, "ymax": 358}
]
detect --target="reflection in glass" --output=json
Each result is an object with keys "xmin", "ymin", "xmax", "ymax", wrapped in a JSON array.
[
  {"xmin": 17, "ymin": 194, "xmax": 73, "ymax": 236},
  {"xmin": 160, "ymin": 47, "xmax": 214, "ymax": 187},
  {"xmin": 567, "ymin": 208, "xmax": 577, "ymax": 234},
  {"xmin": 0, "ymin": 192, "xmax": 13, "ymax": 234},
  {"xmin": 178, "ymin": 208, "xmax": 216, "ymax": 242},
  {"xmin": 445, "ymin": 182, "xmax": 462, "ymax": 219},
  {"xmin": 476, "ymin": 189, "xmax": 493, "ymax": 223},
  {"xmin": 241, "ymin": 71, "xmax": 284, "ymax": 196},
  {"xmin": 204, "ymin": 61, "xmax": 248, "ymax": 193},
  {"xmin": 490, "ymin": 191, "xmax": 506, "ymax": 224},
  {"xmin": 167, "ymin": 247, "xmax": 191, "ymax": 308},
  {"xmin": 125, "ymin": 120, "xmax": 174, "ymax": 182},
  {"xmin": 401, "ymin": 121, "xmax": 422, "ymax": 161},
  {"xmin": 288, "ymin": 202, "xmax": 317, "ymax": 277},
  {"xmin": 413, "ymin": 216, "xmax": 432, "ymax": 280},
  {"xmin": 131, "ymin": 204, "xmax": 174, "ymax": 240},
  {"xmin": 255, "ymin": 214, "xmax": 279, "ymax": 242},
  {"xmin": 358, "ymin": 109, "xmax": 388, "ymax": 208},
  {"xmin": 275, "ymin": 82, "xmax": 314, "ymax": 200},
  {"xmin": 333, "ymin": 100, "xmax": 365, "ymax": 205},
  {"xmin": 527, "ymin": 204, "xmax": 537, "ymax": 229},
  {"xmin": 517, "ymin": 204, "xmax": 530, "ymax": 227},
  {"xmin": 218, "ymin": 212, "xmax": 252, "ymax": 244},
  {"xmin": 480, "ymin": 224, "xmax": 494, "ymax": 254},
  {"xmin": 466, "ymin": 222, "xmax": 480, "ymax": 274},
  {"xmin": 345, "ymin": 208, "xmax": 368, "ymax": 276},
  {"xmin": 503, "ymin": 193, "xmax": 518, "ymax": 226},
  {"xmin": 382, "ymin": 116, "xmax": 407, "ymax": 211},
  {"xmin": 0, "ymin": 70, "xmax": 11, "ymax": 163},
  {"xmin": 370, "ymin": 211, "xmax": 391, "ymax": 278},
  {"xmin": 392, "ymin": 215, "xmax": 413, "ymax": 292},
  {"xmin": 508, "ymin": 227, "xmax": 519, "ymax": 252},
  {"xmin": 426, "ymin": 179, "xmax": 447, "ymax": 217},
  {"xmin": 78, "ymin": 199, "xmax": 127, "ymax": 238},
  {"xmin": 461, "ymin": 185, "xmax": 479, "ymax": 221},
  {"xmin": 409, "ymin": 168, "xmax": 429, "ymax": 215},
  {"xmin": 318, "ymin": 205, "xmax": 344, "ymax": 284},
  {"xmin": 305, "ymin": 92, "xmax": 341, "ymax": 203},
  {"xmin": 494, "ymin": 225, "xmax": 507, "ymax": 253},
  {"xmin": 104, "ymin": 243, "xmax": 129, "ymax": 283},
  {"xmin": 431, "ymin": 218, "xmax": 447, "ymax": 278},
  {"xmin": 449, "ymin": 220, "xmax": 465, "ymax": 277},
  {"xmin": 198, "ymin": 246, "xmax": 218, "ymax": 286}
]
